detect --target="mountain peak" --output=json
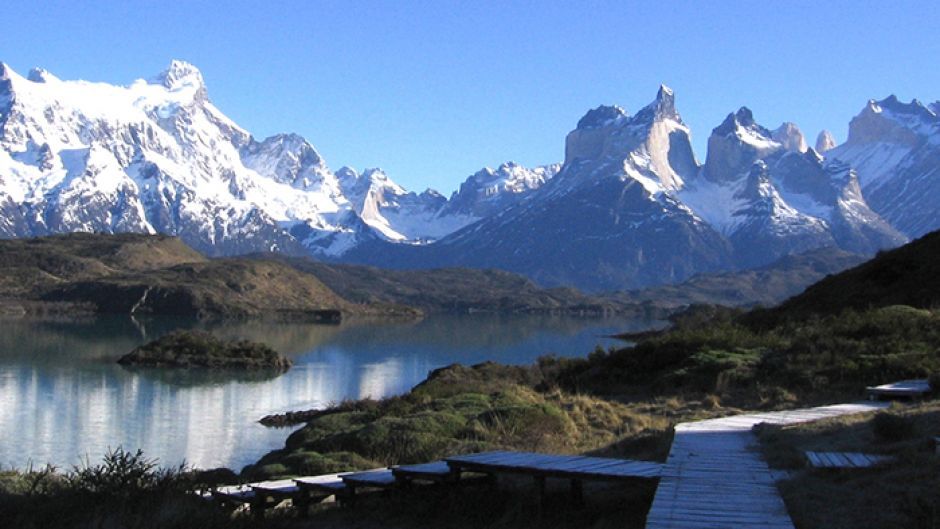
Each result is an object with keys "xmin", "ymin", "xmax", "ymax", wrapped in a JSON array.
[
  {"xmin": 154, "ymin": 60, "xmax": 207, "ymax": 101},
  {"xmin": 714, "ymin": 107, "xmax": 757, "ymax": 136},
  {"xmin": 0, "ymin": 62, "xmax": 12, "ymax": 81},
  {"xmin": 27, "ymin": 67, "xmax": 59, "ymax": 83},
  {"xmin": 637, "ymin": 84, "xmax": 680, "ymax": 122},
  {"xmin": 576, "ymin": 105, "xmax": 627, "ymax": 129},
  {"xmin": 815, "ymin": 130, "xmax": 836, "ymax": 153},
  {"xmin": 772, "ymin": 122, "xmax": 808, "ymax": 152},
  {"xmin": 866, "ymin": 95, "xmax": 937, "ymax": 121},
  {"xmin": 734, "ymin": 107, "xmax": 756, "ymax": 127}
]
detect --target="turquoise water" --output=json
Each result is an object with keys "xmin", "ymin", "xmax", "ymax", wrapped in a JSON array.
[{"xmin": 0, "ymin": 314, "xmax": 659, "ymax": 472}]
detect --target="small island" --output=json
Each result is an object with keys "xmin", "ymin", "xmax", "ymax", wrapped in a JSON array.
[{"xmin": 117, "ymin": 330, "xmax": 292, "ymax": 371}]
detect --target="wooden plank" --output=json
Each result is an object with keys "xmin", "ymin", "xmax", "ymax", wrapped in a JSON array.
[
  {"xmin": 392, "ymin": 460, "xmax": 453, "ymax": 479},
  {"xmin": 445, "ymin": 451, "xmax": 661, "ymax": 481},
  {"xmin": 341, "ymin": 469, "xmax": 397, "ymax": 488},
  {"xmin": 294, "ymin": 473, "xmax": 348, "ymax": 492},
  {"xmin": 252, "ymin": 479, "xmax": 300, "ymax": 495},
  {"xmin": 646, "ymin": 401, "xmax": 887, "ymax": 529},
  {"xmin": 212, "ymin": 484, "xmax": 255, "ymax": 503}
]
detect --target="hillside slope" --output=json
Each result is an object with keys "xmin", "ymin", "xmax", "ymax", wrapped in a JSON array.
[
  {"xmin": 0, "ymin": 233, "xmax": 369, "ymax": 319},
  {"xmin": 756, "ymin": 229, "xmax": 940, "ymax": 320},
  {"xmin": 251, "ymin": 255, "xmax": 629, "ymax": 315},
  {"xmin": 614, "ymin": 247, "xmax": 866, "ymax": 308}
]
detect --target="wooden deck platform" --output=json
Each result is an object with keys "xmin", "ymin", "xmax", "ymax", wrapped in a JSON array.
[
  {"xmin": 804, "ymin": 451, "xmax": 893, "ymax": 468},
  {"xmin": 645, "ymin": 402, "xmax": 887, "ymax": 529},
  {"xmin": 392, "ymin": 460, "xmax": 457, "ymax": 482},
  {"xmin": 445, "ymin": 451, "xmax": 662, "ymax": 481},
  {"xmin": 866, "ymin": 379, "xmax": 932, "ymax": 400}
]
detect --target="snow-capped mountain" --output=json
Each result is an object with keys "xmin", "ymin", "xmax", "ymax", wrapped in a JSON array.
[
  {"xmin": 343, "ymin": 86, "xmax": 735, "ymax": 290},
  {"xmin": 440, "ymin": 162, "xmax": 560, "ymax": 219},
  {"xmin": 0, "ymin": 60, "xmax": 933, "ymax": 291},
  {"xmin": 345, "ymin": 87, "xmax": 907, "ymax": 289},
  {"xmin": 0, "ymin": 60, "xmax": 550, "ymax": 257},
  {"xmin": 680, "ymin": 107, "xmax": 905, "ymax": 268},
  {"xmin": 826, "ymin": 95, "xmax": 940, "ymax": 238}
]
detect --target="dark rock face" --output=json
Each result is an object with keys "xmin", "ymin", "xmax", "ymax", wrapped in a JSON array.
[{"xmin": 117, "ymin": 330, "xmax": 292, "ymax": 370}]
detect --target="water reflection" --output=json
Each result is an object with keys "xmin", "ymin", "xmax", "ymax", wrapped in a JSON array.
[{"xmin": 0, "ymin": 314, "xmax": 659, "ymax": 471}]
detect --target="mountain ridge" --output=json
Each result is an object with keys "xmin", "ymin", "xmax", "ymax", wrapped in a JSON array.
[{"xmin": 0, "ymin": 60, "xmax": 935, "ymax": 290}]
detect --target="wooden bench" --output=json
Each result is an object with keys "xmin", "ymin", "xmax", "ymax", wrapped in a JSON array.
[
  {"xmin": 445, "ymin": 451, "xmax": 661, "ymax": 507},
  {"xmin": 804, "ymin": 451, "xmax": 894, "ymax": 469},
  {"xmin": 866, "ymin": 379, "xmax": 931, "ymax": 400}
]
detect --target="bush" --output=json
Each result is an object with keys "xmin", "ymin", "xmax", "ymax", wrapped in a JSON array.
[
  {"xmin": 928, "ymin": 372, "xmax": 940, "ymax": 393},
  {"xmin": 872, "ymin": 412, "xmax": 916, "ymax": 442}
]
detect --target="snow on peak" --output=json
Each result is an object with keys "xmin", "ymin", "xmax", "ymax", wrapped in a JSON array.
[
  {"xmin": 703, "ymin": 107, "xmax": 782, "ymax": 182},
  {"xmin": 719, "ymin": 107, "xmax": 757, "ymax": 130},
  {"xmin": 876, "ymin": 95, "xmax": 936, "ymax": 119},
  {"xmin": 771, "ymin": 122, "xmax": 808, "ymax": 153},
  {"xmin": 27, "ymin": 68, "xmax": 59, "ymax": 84},
  {"xmin": 815, "ymin": 130, "xmax": 836, "ymax": 153},
  {"xmin": 153, "ymin": 60, "xmax": 207, "ymax": 101},
  {"xmin": 843, "ymin": 95, "xmax": 939, "ymax": 148},
  {"xmin": 576, "ymin": 105, "xmax": 627, "ymax": 129},
  {"xmin": 634, "ymin": 84, "xmax": 681, "ymax": 124}
]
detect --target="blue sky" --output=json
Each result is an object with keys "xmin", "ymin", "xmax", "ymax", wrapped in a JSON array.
[{"xmin": 2, "ymin": 1, "xmax": 938, "ymax": 193}]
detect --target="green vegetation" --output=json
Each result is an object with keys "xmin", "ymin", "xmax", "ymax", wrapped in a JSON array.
[
  {"xmin": 549, "ymin": 305, "xmax": 940, "ymax": 403},
  {"xmin": 751, "ymin": 229, "xmax": 940, "ymax": 322},
  {"xmin": 118, "ymin": 330, "xmax": 292, "ymax": 370},
  {"xmin": 245, "ymin": 362, "xmax": 681, "ymax": 481},
  {"xmin": 755, "ymin": 401, "xmax": 940, "ymax": 529}
]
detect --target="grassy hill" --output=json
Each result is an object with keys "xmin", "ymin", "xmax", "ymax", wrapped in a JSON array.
[
  {"xmin": 250, "ymin": 255, "xmax": 633, "ymax": 315},
  {"xmin": 751, "ymin": 230, "xmax": 940, "ymax": 323},
  {"xmin": 0, "ymin": 233, "xmax": 205, "ymax": 298},
  {"xmin": 0, "ymin": 233, "xmax": 398, "ymax": 320}
]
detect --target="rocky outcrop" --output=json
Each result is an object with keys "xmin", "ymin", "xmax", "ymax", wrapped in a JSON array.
[{"xmin": 118, "ymin": 330, "xmax": 292, "ymax": 370}]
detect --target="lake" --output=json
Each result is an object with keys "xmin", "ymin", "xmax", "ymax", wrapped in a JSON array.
[{"xmin": 0, "ymin": 314, "xmax": 660, "ymax": 472}]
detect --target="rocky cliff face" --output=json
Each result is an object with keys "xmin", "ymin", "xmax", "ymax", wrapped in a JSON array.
[{"xmin": 826, "ymin": 96, "xmax": 940, "ymax": 238}]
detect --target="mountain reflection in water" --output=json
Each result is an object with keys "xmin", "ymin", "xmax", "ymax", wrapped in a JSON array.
[{"xmin": 0, "ymin": 314, "xmax": 661, "ymax": 471}]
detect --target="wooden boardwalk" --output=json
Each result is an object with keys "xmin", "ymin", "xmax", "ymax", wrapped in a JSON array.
[
  {"xmin": 445, "ymin": 451, "xmax": 662, "ymax": 481},
  {"xmin": 645, "ymin": 402, "xmax": 887, "ymax": 529},
  {"xmin": 804, "ymin": 451, "xmax": 893, "ymax": 468},
  {"xmin": 209, "ymin": 452, "xmax": 660, "ymax": 515}
]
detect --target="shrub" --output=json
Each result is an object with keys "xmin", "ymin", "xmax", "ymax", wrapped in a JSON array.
[{"xmin": 872, "ymin": 412, "xmax": 916, "ymax": 442}]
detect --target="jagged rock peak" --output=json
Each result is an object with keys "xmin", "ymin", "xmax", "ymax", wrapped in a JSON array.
[
  {"xmin": 0, "ymin": 62, "xmax": 12, "ymax": 81},
  {"xmin": 772, "ymin": 122, "xmax": 808, "ymax": 152},
  {"xmin": 154, "ymin": 60, "xmax": 207, "ymax": 101},
  {"xmin": 362, "ymin": 167, "xmax": 389, "ymax": 181},
  {"xmin": 815, "ymin": 130, "xmax": 836, "ymax": 153},
  {"xmin": 27, "ymin": 67, "xmax": 59, "ymax": 83},
  {"xmin": 576, "ymin": 105, "xmax": 627, "ymax": 129},
  {"xmin": 631, "ymin": 84, "xmax": 682, "ymax": 125},
  {"xmin": 867, "ymin": 95, "xmax": 938, "ymax": 121},
  {"xmin": 715, "ymin": 107, "xmax": 759, "ymax": 135}
]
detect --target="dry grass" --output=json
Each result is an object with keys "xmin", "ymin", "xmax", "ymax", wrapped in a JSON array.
[{"xmin": 757, "ymin": 400, "xmax": 940, "ymax": 529}]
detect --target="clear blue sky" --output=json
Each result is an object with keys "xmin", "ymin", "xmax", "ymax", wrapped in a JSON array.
[{"xmin": 2, "ymin": 1, "xmax": 938, "ymax": 194}]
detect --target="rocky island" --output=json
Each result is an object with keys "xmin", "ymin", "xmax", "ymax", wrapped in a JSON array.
[{"xmin": 117, "ymin": 330, "xmax": 292, "ymax": 371}]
